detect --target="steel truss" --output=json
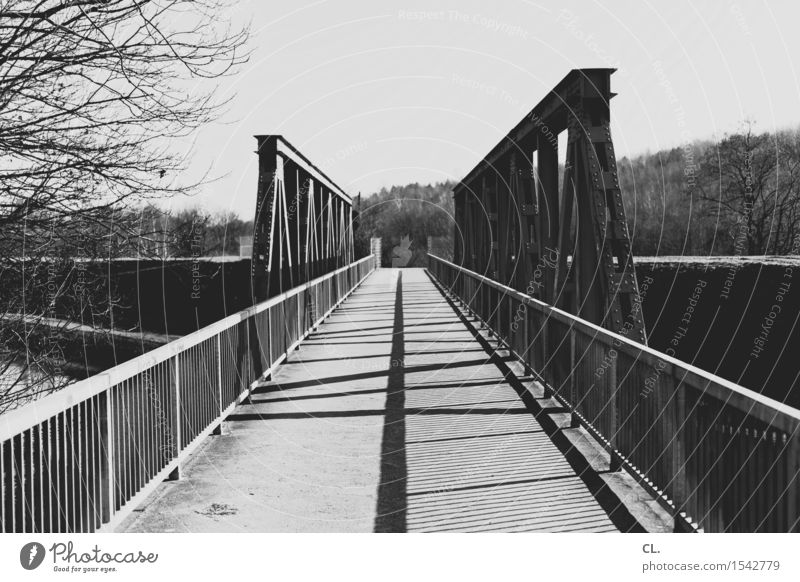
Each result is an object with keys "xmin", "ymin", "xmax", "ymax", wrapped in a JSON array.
[
  {"xmin": 252, "ymin": 136, "xmax": 355, "ymax": 301},
  {"xmin": 453, "ymin": 69, "xmax": 646, "ymax": 344}
]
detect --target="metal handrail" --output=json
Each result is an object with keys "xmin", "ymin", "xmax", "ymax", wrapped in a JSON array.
[
  {"xmin": 428, "ymin": 253, "xmax": 800, "ymax": 532},
  {"xmin": 0, "ymin": 255, "xmax": 375, "ymax": 532}
]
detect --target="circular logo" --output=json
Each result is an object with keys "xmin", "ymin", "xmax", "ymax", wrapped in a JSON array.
[{"xmin": 20, "ymin": 542, "xmax": 46, "ymax": 570}]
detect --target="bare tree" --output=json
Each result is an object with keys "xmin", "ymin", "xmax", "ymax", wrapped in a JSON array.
[
  {"xmin": 0, "ymin": 0, "xmax": 249, "ymax": 410},
  {"xmin": 696, "ymin": 124, "xmax": 800, "ymax": 255}
]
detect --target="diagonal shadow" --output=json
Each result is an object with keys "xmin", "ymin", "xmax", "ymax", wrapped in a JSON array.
[
  {"xmin": 375, "ymin": 271, "xmax": 407, "ymax": 532},
  {"xmin": 226, "ymin": 407, "xmax": 531, "ymax": 421},
  {"xmin": 250, "ymin": 357, "xmax": 498, "ymax": 392},
  {"xmin": 423, "ymin": 270, "xmax": 647, "ymax": 532}
]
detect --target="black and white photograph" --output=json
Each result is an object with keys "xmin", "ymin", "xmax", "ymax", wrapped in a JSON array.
[{"xmin": 1, "ymin": 0, "xmax": 800, "ymax": 579}]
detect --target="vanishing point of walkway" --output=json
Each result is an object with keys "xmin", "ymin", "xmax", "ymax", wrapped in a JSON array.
[{"xmin": 121, "ymin": 268, "xmax": 656, "ymax": 532}]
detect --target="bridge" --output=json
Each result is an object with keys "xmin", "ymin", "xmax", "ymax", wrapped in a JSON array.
[{"xmin": 2, "ymin": 70, "xmax": 799, "ymax": 534}]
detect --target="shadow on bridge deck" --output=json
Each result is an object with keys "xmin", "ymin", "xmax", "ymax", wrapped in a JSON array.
[{"xmin": 120, "ymin": 268, "xmax": 669, "ymax": 533}]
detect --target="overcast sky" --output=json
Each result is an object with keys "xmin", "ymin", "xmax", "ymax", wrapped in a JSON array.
[{"xmin": 172, "ymin": 0, "xmax": 800, "ymax": 218}]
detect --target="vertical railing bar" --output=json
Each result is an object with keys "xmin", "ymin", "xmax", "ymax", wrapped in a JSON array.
[
  {"xmin": 87, "ymin": 398, "xmax": 96, "ymax": 531},
  {"xmin": 0, "ymin": 439, "xmax": 5, "ymax": 533},
  {"xmin": 608, "ymin": 354, "xmax": 620, "ymax": 471},
  {"xmin": 85, "ymin": 400, "xmax": 94, "ymax": 531},
  {"xmin": 123, "ymin": 379, "xmax": 132, "ymax": 503},
  {"xmin": 74, "ymin": 402, "xmax": 83, "ymax": 533},
  {"xmin": 20, "ymin": 430, "xmax": 28, "ymax": 532},
  {"xmin": 81, "ymin": 402, "xmax": 89, "ymax": 532},
  {"xmin": 129, "ymin": 376, "xmax": 137, "ymax": 498},
  {"xmin": 83, "ymin": 400, "xmax": 92, "ymax": 532},
  {"xmin": 115, "ymin": 384, "xmax": 124, "ymax": 512},
  {"xmin": 134, "ymin": 373, "xmax": 142, "ymax": 494},
  {"xmin": 102, "ymin": 387, "xmax": 114, "ymax": 525},
  {"xmin": 155, "ymin": 363, "xmax": 163, "ymax": 472},
  {"xmin": 125, "ymin": 378, "xmax": 134, "ymax": 502},
  {"xmin": 26, "ymin": 426, "xmax": 39, "ymax": 533},
  {"xmin": 64, "ymin": 408, "xmax": 74, "ymax": 533},
  {"xmin": 569, "ymin": 327, "xmax": 579, "ymax": 428},
  {"xmin": 44, "ymin": 420, "xmax": 53, "ymax": 533},
  {"xmin": 33, "ymin": 421, "xmax": 47, "ymax": 533},
  {"xmin": 142, "ymin": 371, "xmax": 151, "ymax": 486},
  {"xmin": 72, "ymin": 406, "xmax": 80, "ymax": 533},
  {"xmin": 787, "ymin": 434, "xmax": 799, "ymax": 531},
  {"xmin": 10, "ymin": 434, "xmax": 17, "ymax": 532},
  {"xmin": 217, "ymin": 334, "xmax": 223, "ymax": 422},
  {"xmin": 151, "ymin": 367, "xmax": 159, "ymax": 479},
  {"xmin": 171, "ymin": 354, "xmax": 181, "ymax": 480},
  {"xmin": 23, "ymin": 428, "xmax": 32, "ymax": 533},
  {"xmin": 53, "ymin": 413, "xmax": 61, "ymax": 531}
]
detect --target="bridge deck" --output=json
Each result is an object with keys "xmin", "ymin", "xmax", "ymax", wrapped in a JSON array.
[{"xmin": 121, "ymin": 268, "xmax": 639, "ymax": 532}]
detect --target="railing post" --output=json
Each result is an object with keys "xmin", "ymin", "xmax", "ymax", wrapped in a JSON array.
[
  {"xmin": 787, "ymin": 434, "xmax": 799, "ymax": 532},
  {"xmin": 569, "ymin": 328, "xmax": 579, "ymax": 428},
  {"xmin": 213, "ymin": 334, "xmax": 224, "ymax": 436},
  {"xmin": 541, "ymin": 309, "xmax": 549, "ymax": 389},
  {"xmin": 675, "ymin": 374, "xmax": 689, "ymax": 492},
  {"xmin": 168, "ymin": 356, "xmax": 181, "ymax": 481},
  {"xmin": 522, "ymin": 302, "xmax": 531, "ymax": 376},
  {"xmin": 541, "ymin": 317, "xmax": 553, "ymax": 399},
  {"xmin": 665, "ymin": 368, "xmax": 689, "ymax": 530},
  {"xmin": 507, "ymin": 293, "xmax": 513, "ymax": 348},
  {"xmin": 608, "ymin": 354, "xmax": 621, "ymax": 471},
  {"xmin": 99, "ymin": 390, "xmax": 114, "ymax": 524}
]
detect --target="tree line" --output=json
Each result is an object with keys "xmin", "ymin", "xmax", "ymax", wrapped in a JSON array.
[
  {"xmin": 355, "ymin": 124, "xmax": 800, "ymax": 262},
  {"xmin": 619, "ymin": 124, "xmax": 800, "ymax": 256}
]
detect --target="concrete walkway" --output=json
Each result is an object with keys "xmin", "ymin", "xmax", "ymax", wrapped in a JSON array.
[{"xmin": 121, "ymin": 268, "xmax": 641, "ymax": 532}]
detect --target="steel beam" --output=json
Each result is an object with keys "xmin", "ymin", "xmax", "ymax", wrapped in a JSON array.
[
  {"xmin": 452, "ymin": 69, "xmax": 647, "ymax": 344},
  {"xmin": 252, "ymin": 136, "xmax": 355, "ymax": 302}
]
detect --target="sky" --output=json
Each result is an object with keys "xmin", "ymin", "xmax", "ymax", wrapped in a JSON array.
[{"xmin": 170, "ymin": 0, "xmax": 800, "ymax": 218}]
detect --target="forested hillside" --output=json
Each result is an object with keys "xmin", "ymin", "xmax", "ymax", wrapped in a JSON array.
[
  {"xmin": 356, "ymin": 125, "xmax": 800, "ymax": 261},
  {"xmin": 355, "ymin": 181, "xmax": 456, "ymax": 266}
]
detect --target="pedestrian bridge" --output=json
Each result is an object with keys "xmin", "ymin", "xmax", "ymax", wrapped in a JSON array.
[
  {"xmin": 3, "ymin": 256, "xmax": 798, "ymax": 533},
  {"xmin": 3, "ymin": 68, "xmax": 800, "ymax": 533},
  {"xmin": 120, "ymin": 268, "xmax": 663, "ymax": 533}
]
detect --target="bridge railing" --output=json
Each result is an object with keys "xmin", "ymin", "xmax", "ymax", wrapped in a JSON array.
[
  {"xmin": 428, "ymin": 254, "xmax": 800, "ymax": 533},
  {"xmin": 0, "ymin": 255, "xmax": 375, "ymax": 533}
]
